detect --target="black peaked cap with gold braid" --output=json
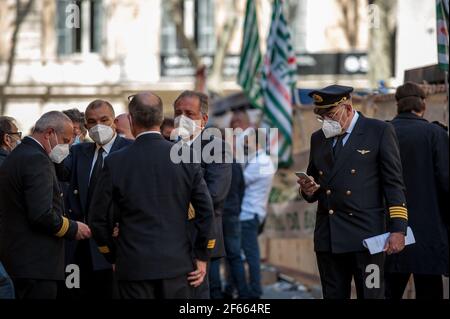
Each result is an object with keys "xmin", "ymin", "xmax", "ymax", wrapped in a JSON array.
[{"xmin": 308, "ymin": 84, "xmax": 354, "ymax": 111}]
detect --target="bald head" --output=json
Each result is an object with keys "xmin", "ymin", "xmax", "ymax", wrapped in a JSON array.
[
  {"xmin": 114, "ymin": 113, "xmax": 134, "ymax": 140},
  {"xmin": 128, "ymin": 92, "xmax": 164, "ymax": 131}
]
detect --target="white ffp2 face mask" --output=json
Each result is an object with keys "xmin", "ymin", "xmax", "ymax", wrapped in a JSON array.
[
  {"xmin": 321, "ymin": 119, "xmax": 343, "ymax": 138},
  {"xmin": 89, "ymin": 124, "xmax": 115, "ymax": 145},
  {"xmin": 321, "ymin": 106, "xmax": 349, "ymax": 138},
  {"xmin": 174, "ymin": 115, "xmax": 201, "ymax": 140},
  {"xmin": 48, "ymin": 133, "xmax": 70, "ymax": 163}
]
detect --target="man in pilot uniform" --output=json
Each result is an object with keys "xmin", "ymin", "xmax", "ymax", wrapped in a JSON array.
[{"xmin": 297, "ymin": 85, "xmax": 408, "ymax": 299}]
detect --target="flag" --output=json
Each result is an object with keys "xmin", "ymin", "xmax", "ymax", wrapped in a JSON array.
[
  {"xmin": 436, "ymin": 0, "xmax": 449, "ymax": 71},
  {"xmin": 260, "ymin": 0, "xmax": 297, "ymax": 167},
  {"xmin": 238, "ymin": 0, "xmax": 264, "ymax": 109}
]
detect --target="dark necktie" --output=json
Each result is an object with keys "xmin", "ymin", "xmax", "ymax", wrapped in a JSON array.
[
  {"xmin": 86, "ymin": 147, "xmax": 104, "ymax": 212},
  {"xmin": 333, "ymin": 133, "xmax": 347, "ymax": 159}
]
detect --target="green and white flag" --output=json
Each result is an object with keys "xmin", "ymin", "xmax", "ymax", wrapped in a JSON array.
[
  {"xmin": 436, "ymin": 0, "xmax": 449, "ymax": 71},
  {"xmin": 238, "ymin": 0, "xmax": 264, "ymax": 109},
  {"xmin": 260, "ymin": 0, "xmax": 296, "ymax": 167}
]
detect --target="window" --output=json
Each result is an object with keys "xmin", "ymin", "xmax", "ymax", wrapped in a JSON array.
[
  {"xmin": 160, "ymin": 0, "xmax": 215, "ymax": 55},
  {"xmin": 56, "ymin": 0, "xmax": 103, "ymax": 56},
  {"xmin": 196, "ymin": 0, "xmax": 215, "ymax": 54}
]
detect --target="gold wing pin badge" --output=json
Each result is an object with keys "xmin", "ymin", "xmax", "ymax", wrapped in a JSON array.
[{"xmin": 357, "ymin": 149, "xmax": 371, "ymax": 155}]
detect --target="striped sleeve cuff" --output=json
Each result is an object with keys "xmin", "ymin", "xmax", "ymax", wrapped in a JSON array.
[
  {"xmin": 98, "ymin": 246, "xmax": 111, "ymax": 254},
  {"xmin": 389, "ymin": 204, "xmax": 408, "ymax": 234},
  {"xmin": 55, "ymin": 217, "xmax": 70, "ymax": 237},
  {"xmin": 188, "ymin": 203, "xmax": 195, "ymax": 220},
  {"xmin": 389, "ymin": 205, "xmax": 408, "ymax": 220}
]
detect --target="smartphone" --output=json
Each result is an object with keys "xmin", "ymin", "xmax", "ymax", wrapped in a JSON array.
[{"xmin": 295, "ymin": 171, "xmax": 312, "ymax": 182}]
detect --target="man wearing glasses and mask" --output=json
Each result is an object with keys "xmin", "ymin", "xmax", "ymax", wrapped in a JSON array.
[
  {"xmin": 297, "ymin": 85, "xmax": 408, "ymax": 299},
  {"xmin": 0, "ymin": 116, "xmax": 22, "ymax": 166}
]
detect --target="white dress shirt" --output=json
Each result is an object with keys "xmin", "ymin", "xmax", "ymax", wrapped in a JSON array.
[
  {"xmin": 89, "ymin": 134, "xmax": 117, "ymax": 180},
  {"xmin": 135, "ymin": 131, "xmax": 161, "ymax": 139},
  {"xmin": 240, "ymin": 149, "xmax": 275, "ymax": 222},
  {"xmin": 332, "ymin": 111, "xmax": 360, "ymax": 147}
]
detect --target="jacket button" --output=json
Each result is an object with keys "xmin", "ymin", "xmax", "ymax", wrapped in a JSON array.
[
  {"xmin": 349, "ymin": 213, "xmax": 353, "ymax": 216},
  {"xmin": 346, "ymin": 190, "xmax": 352, "ymax": 196},
  {"xmin": 329, "ymin": 209, "xmax": 334, "ymax": 215},
  {"xmin": 326, "ymin": 190, "xmax": 332, "ymax": 195},
  {"xmin": 74, "ymin": 189, "xmax": 78, "ymax": 195},
  {"xmin": 351, "ymin": 169, "xmax": 356, "ymax": 174},
  {"xmin": 60, "ymin": 192, "xmax": 64, "ymax": 197},
  {"xmin": 319, "ymin": 171, "xmax": 324, "ymax": 176},
  {"xmin": 68, "ymin": 209, "xmax": 72, "ymax": 213}
]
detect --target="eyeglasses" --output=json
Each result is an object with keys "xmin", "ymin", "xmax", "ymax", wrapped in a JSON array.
[
  {"xmin": 316, "ymin": 105, "xmax": 346, "ymax": 123},
  {"xmin": 316, "ymin": 111, "xmax": 338, "ymax": 123},
  {"xmin": 6, "ymin": 131, "xmax": 22, "ymax": 138}
]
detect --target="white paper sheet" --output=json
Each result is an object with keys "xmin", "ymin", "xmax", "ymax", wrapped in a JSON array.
[{"xmin": 362, "ymin": 227, "xmax": 416, "ymax": 255}]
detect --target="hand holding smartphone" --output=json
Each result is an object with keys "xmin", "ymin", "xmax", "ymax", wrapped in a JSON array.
[
  {"xmin": 295, "ymin": 171, "xmax": 313, "ymax": 183},
  {"xmin": 296, "ymin": 171, "xmax": 320, "ymax": 197}
]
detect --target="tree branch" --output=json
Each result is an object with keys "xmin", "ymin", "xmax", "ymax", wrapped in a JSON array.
[
  {"xmin": 1, "ymin": 0, "xmax": 34, "ymax": 115},
  {"xmin": 167, "ymin": 0, "xmax": 202, "ymax": 68},
  {"xmin": 207, "ymin": 0, "xmax": 238, "ymax": 94}
]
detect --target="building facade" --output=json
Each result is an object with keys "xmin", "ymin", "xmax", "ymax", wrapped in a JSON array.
[{"xmin": 0, "ymin": 0, "xmax": 439, "ymax": 132}]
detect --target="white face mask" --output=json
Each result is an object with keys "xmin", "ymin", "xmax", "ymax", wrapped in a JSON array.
[
  {"xmin": 174, "ymin": 115, "xmax": 201, "ymax": 140},
  {"xmin": 89, "ymin": 124, "xmax": 115, "ymax": 145},
  {"xmin": 322, "ymin": 119, "xmax": 343, "ymax": 138},
  {"xmin": 48, "ymin": 133, "xmax": 70, "ymax": 163},
  {"xmin": 321, "ymin": 106, "xmax": 349, "ymax": 139}
]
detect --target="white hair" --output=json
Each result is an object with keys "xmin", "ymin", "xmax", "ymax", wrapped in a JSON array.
[{"xmin": 34, "ymin": 111, "xmax": 72, "ymax": 133}]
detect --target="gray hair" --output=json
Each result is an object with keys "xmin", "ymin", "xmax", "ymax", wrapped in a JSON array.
[
  {"xmin": 34, "ymin": 111, "xmax": 72, "ymax": 134},
  {"xmin": 174, "ymin": 90, "xmax": 209, "ymax": 115}
]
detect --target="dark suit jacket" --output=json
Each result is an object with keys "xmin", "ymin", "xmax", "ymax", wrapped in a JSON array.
[
  {"xmin": 189, "ymin": 133, "xmax": 232, "ymax": 258},
  {"xmin": 386, "ymin": 112, "xmax": 449, "ymax": 275},
  {"xmin": 223, "ymin": 162, "xmax": 245, "ymax": 217},
  {"xmin": 303, "ymin": 113, "xmax": 408, "ymax": 253},
  {"xmin": 0, "ymin": 148, "xmax": 8, "ymax": 167},
  {"xmin": 55, "ymin": 135, "xmax": 132, "ymax": 271},
  {"xmin": 89, "ymin": 133, "xmax": 214, "ymax": 281},
  {"xmin": 0, "ymin": 137, "xmax": 78, "ymax": 280}
]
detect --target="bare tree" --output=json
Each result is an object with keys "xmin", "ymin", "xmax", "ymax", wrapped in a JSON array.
[
  {"xmin": 0, "ymin": 0, "xmax": 35, "ymax": 116},
  {"xmin": 167, "ymin": 0, "xmax": 239, "ymax": 95},
  {"xmin": 337, "ymin": 0, "xmax": 360, "ymax": 49},
  {"xmin": 207, "ymin": 0, "xmax": 239, "ymax": 93},
  {"xmin": 367, "ymin": 0, "xmax": 397, "ymax": 88},
  {"xmin": 167, "ymin": 0, "xmax": 202, "ymax": 69}
]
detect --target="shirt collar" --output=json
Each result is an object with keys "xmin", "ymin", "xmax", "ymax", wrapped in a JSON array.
[
  {"xmin": 135, "ymin": 131, "xmax": 161, "ymax": 139},
  {"xmin": 345, "ymin": 111, "xmax": 359, "ymax": 135},
  {"xmin": 97, "ymin": 134, "xmax": 117, "ymax": 155}
]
